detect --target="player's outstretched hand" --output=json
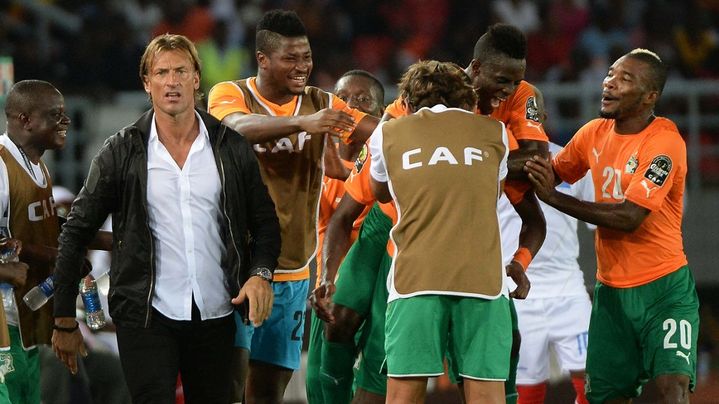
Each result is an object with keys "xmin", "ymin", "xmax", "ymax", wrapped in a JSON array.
[
  {"xmin": 309, "ymin": 281, "xmax": 336, "ymax": 324},
  {"xmin": 525, "ymin": 155, "xmax": 557, "ymax": 202},
  {"xmin": 232, "ymin": 276, "xmax": 273, "ymax": 327},
  {"xmin": 507, "ymin": 261, "xmax": 530, "ymax": 299},
  {"xmin": 301, "ymin": 108, "xmax": 355, "ymax": 137}
]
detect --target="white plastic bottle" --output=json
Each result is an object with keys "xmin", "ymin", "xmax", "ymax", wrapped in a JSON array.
[
  {"xmin": 0, "ymin": 240, "xmax": 19, "ymax": 309},
  {"xmin": 22, "ymin": 275, "xmax": 54, "ymax": 311}
]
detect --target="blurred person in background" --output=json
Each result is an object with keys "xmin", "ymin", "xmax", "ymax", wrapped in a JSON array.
[{"xmin": 197, "ymin": 20, "xmax": 251, "ymax": 94}]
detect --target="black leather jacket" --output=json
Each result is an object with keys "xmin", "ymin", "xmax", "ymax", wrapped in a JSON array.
[{"xmin": 53, "ymin": 109, "xmax": 280, "ymax": 327}]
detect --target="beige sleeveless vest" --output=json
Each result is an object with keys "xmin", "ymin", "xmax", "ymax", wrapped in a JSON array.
[
  {"xmin": 381, "ymin": 108, "xmax": 506, "ymax": 298},
  {"xmin": 232, "ymin": 80, "xmax": 330, "ymax": 272},
  {"xmin": 0, "ymin": 145, "xmax": 58, "ymax": 348}
]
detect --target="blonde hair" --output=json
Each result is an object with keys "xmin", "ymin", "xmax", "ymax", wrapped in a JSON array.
[{"xmin": 139, "ymin": 34, "xmax": 203, "ymax": 102}]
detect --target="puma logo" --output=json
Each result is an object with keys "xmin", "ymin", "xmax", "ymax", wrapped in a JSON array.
[
  {"xmin": 592, "ymin": 147, "xmax": 602, "ymax": 163},
  {"xmin": 320, "ymin": 371, "xmax": 342, "ymax": 386},
  {"xmin": 640, "ymin": 179, "xmax": 655, "ymax": 198},
  {"xmin": 676, "ymin": 350, "xmax": 691, "ymax": 365}
]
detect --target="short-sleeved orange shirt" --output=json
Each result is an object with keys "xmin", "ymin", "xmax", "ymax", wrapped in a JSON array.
[
  {"xmin": 490, "ymin": 81, "xmax": 548, "ymax": 142},
  {"xmin": 553, "ymin": 117, "xmax": 688, "ymax": 288},
  {"xmin": 344, "ymin": 154, "xmax": 397, "ymax": 256}
]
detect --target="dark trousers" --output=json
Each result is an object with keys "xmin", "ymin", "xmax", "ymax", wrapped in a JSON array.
[{"xmin": 115, "ymin": 302, "xmax": 235, "ymax": 404}]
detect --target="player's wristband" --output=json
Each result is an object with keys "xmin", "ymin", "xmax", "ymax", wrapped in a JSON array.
[
  {"xmin": 512, "ymin": 247, "xmax": 533, "ymax": 271},
  {"xmin": 53, "ymin": 322, "xmax": 79, "ymax": 333}
]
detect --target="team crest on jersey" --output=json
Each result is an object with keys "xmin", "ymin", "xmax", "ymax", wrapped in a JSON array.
[
  {"xmin": 625, "ymin": 153, "xmax": 638, "ymax": 174},
  {"xmin": 525, "ymin": 96, "xmax": 541, "ymax": 122},
  {"xmin": 354, "ymin": 144, "xmax": 369, "ymax": 172},
  {"xmin": 644, "ymin": 155, "xmax": 672, "ymax": 186}
]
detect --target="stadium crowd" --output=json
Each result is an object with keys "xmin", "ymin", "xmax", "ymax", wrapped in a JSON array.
[{"xmin": 2, "ymin": 0, "xmax": 719, "ymax": 98}]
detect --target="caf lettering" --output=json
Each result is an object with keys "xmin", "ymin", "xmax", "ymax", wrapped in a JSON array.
[
  {"xmin": 28, "ymin": 196, "xmax": 56, "ymax": 222},
  {"xmin": 254, "ymin": 131, "xmax": 312, "ymax": 153},
  {"xmin": 402, "ymin": 147, "xmax": 486, "ymax": 170}
]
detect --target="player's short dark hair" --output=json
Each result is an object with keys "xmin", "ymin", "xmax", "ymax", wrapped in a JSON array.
[
  {"xmin": 256, "ymin": 9, "xmax": 307, "ymax": 54},
  {"xmin": 625, "ymin": 48, "xmax": 668, "ymax": 95},
  {"xmin": 399, "ymin": 60, "xmax": 477, "ymax": 111},
  {"xmin": 4, "ymin": 80, "xmax": 58, "ymax": 118},
  {"xmin": 473, "ymin": 23, "xmax": 527, "ymax": 62},
  {"xmin": 337, "ymin": 69, "xmax": 386, "ymax": 105}
]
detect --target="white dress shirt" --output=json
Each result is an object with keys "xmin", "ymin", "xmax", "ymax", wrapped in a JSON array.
[{"xmin": 146, "ymin": 113, "xmax": 231, "ymax": 321}]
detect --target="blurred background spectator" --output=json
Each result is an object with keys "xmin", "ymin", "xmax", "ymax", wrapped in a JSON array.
[{"xmin": 3, "ymin": 0, "xmax": 719, "ymax": 98}]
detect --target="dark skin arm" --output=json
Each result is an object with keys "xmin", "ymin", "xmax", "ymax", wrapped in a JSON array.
[
  {"xmin": 19, "ymin": 244, "xmax": 58, "ymax": 266},
  {"xmin": 221, "ymin": 107, "xmax": 378, "ymax": 140},
  {"xmin": 525, "ymin": 156, "xmax": 650, "ymax": 232},
  {"xmin": 0, "ymin": 262, "xmax": 28, "ymax": 288},
  {"xmin": 87, "ymin": 230, "xmax": 112, "ymax": 251},
  {"xmin": 310, "ymin": 194, "xmax": 366, "ymax": 323},
  {"xmin": 369, "ymin": 177, "xmax": 392, "ymax": 204},
  {"xmin": 344, "ymin": 114, "xmax": 379, "ymax": 156},
  {"xmin": 0, "ymin": 238, "xmax": 27, "ymax": 287},
  {"xmin": 323, "ymin": 136, "xmax": 351, "ymax": 180},
  {"xmin": 507, "ymin": 139, "xmax": 549, "ymax": 180},
  {"xmin": 20, "ymin": 229, "xmax": 111, "ymax": 276},
  {"xmin": 506, "ymin": 190, "xmax": 546, "ymax": 299},
  {"xmin": 221, "ymin": 109, "xmax": 357, "ymax": 144}
]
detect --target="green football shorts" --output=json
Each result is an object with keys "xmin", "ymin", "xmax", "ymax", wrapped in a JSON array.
[
  {"xmin": 585, "ymin": 266, "xmax": 699, "ymax": 404},
  {"xmin": 385, "ymin": 295, "xmax": 511, "ymax": 381},
  {"xmin": 333, "ymin": 204, "xmax": 392, "ymax": 316}
]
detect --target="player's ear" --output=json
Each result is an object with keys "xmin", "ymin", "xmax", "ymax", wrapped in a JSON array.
[
  {"xmin": 469, "ymin": 59, "xmax": 481, "ymax": 77},
  {"xmin": 257, "ymin": 51, "xmax": 268, "ymax": 69},
  {"xmin": 644, "ymin": 90, "xmax": 659, "ymax": 106}
]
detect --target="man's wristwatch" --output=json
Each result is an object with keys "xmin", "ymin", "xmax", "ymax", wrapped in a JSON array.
[{"xmin": 252, "ymin": 267, "xmax": 273, "ymax": 283}]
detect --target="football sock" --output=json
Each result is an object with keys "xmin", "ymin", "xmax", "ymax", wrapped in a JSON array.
[
  {"xmin": 517, "ymin": 382, "xmax": 547, "ymax": 404},
  {"xmin": 305, "ymin": 313, "xmax": 324, "ymax": 403},
  {"xmin": 572, "ymin": 376, "xmax": 589, "ymax": 404},
  {"xmin": 319, "ymin": 336, "xmax": 355, "ymax": 404}
]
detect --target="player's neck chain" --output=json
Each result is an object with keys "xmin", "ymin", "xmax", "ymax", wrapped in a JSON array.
[{"xmin": 13, "ymin": 141, "xmax": 38, "ymax": 181}]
